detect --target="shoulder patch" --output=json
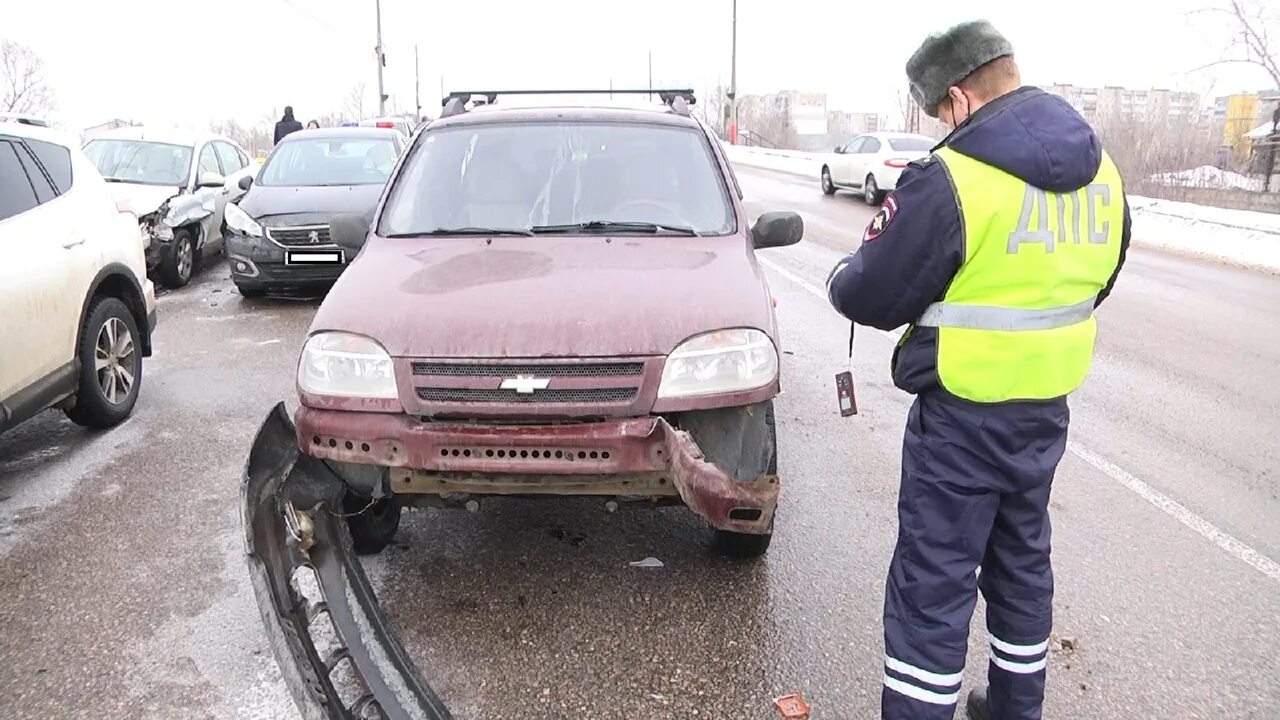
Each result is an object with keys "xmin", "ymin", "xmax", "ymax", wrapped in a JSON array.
[{"xmin": 863, "ymin": 194, "xmax": 899, "ymax": 242}]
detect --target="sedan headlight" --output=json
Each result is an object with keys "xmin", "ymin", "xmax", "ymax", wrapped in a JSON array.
[
  {"xmin": 657, "ymin": 328, "xmax": 778, "ymax": 399},
  {"xmin": 298, "ymin": 332, "xmax": 398, "ymax": 400},
  {"xmin": 224, "ymin": 202, "xmax": 263, "ymax": 238}
]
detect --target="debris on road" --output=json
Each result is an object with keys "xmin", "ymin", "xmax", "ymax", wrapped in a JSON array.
[
  {"xmin": 629, "ymin": 557, "xmax": 664, "ymax": 568},
  {"xmin": 774, "ymin": 692, "xmax": 812, "ymax": 718},
  {"xmin": 1051, "ymin": 633, "xmax": 1080, "ymax": 652}
]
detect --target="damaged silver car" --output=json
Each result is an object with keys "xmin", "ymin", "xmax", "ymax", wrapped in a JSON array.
[{"xmin": 83, "ymin": 127, "xmax": 257, "ymax": 287}]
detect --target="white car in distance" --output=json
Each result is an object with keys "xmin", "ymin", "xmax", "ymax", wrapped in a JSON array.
[
  {"xmin": 821, "ymin": 132, "xmax": 936, "ymax": 205},
  {"xmin": 0, "ymin": 122, "xmax": 157, "ymax": 433},
  {"xmin": 83, "ymin": 127, "xmax": 256, "ymax": 287}
]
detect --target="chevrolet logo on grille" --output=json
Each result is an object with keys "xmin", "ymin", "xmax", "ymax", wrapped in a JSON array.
[{"xmin": 499, "ymin": 375, "xmax": 551, "ymax": 394}]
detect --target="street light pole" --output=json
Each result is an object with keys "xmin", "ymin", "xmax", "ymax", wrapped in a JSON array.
[
  {"xmin": 730, "ymin": 0, "xmax": 738, "ymax": 144},
  {"xmin": 414, "ymin": 44, "xmax": 421, "ymax": 120},
  {"xmin": 375, "ymin": 0, "xmax": 386, "ymax": 116}
]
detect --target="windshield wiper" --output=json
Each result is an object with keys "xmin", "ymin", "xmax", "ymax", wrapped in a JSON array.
[
  {"xmin": 530, "ymin": 220, "xmax": 699, "ymax": 236},
  {"xmin": 102, "ymin": 177, "xmax": 151, "ymax": 185},
  {"xmin": 384, "ymin": 227, "xmax": 535, "ymax": 238}
]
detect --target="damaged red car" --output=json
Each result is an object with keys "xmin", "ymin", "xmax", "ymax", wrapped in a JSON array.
[{"xmin": 294, "ymin": 90, "xmax": 802, "ymax": 557}]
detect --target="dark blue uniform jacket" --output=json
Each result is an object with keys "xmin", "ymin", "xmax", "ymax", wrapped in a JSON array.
[{"xmin": 826, "ymin": 87, "xmax": 1131, "ymax": 399}]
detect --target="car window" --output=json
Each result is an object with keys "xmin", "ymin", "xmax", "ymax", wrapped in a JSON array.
[
  {"xmin": 843, "ymin": 138, "xmax": 865, "ymax": 154},
  {"xmin": 198, "ymin": 143, "xmax": 222, "ymax": 178},
  {"xmin": 259, "ymin": 137, "xmax": 400, "ymax": 186},
  {"xmin": 379, "ymin": 122, "xmax": 736, "ymax": 237},
  {"xmin": 14, "ymin": 143, "xmax": 56, "ymax": 203},
  {"xmin": 0, "ymin": 141, "xmax": 40, "ymax": 222},
  {"xmin": 25, "ymin": 138, "xmax": 72, "ymax": 194},
  {"xmin": 215, "ymin": 141, "xmax": 243, "ymax": 173},
  {"xmin": 235, "ymin": 146, "xmax": 249, "ymax": 167},
  {"xmin": 888, "ymin": 137, "xmax": 936, "ymax": 152},
  {"xmin": 83, "ymin": 139, "xmax": 192, "ymax": 186},
  {"xmin": 861, "ymin": 138, "xmax": 882, "ymax": 154}
]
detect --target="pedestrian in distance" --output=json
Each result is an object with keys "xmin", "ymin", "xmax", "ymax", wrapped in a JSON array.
[
  {"xmin": 274, "ymin": 106, "xmax": 304, "ymax": 145},
  {"xmin": 825, "ymin": 19, "xmax": 1131, "ymax": 720},
  {"xmin": 306, "ymin": 119, "xmax": 320, "ymax": 130}
]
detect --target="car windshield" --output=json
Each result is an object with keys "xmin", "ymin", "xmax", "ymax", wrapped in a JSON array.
[
  {"xmin": 887, "ymin": 137, "xmax": 935, "ymax": 152},
  {"xmin": 83, "ymin": 139, "xmax": 192, "ymax": 186},
  {"xmin": 260, "ymin": 137, "xmax": 399, "ymax": 186},
  {"xmin": 378, "ymin": 121, "xmax": 735, "ymax": 237}
]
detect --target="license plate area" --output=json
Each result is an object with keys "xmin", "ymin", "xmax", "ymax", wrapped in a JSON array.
[{"xmin": 285, "ymin": 250, "xmax": 344, "ymax": 265}]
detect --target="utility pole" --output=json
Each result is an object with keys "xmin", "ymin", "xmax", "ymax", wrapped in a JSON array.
[
  {"xmin": 648, "ymin": 51, "xmax": 653, "ymax": 98},
  {"xmin": 414, "ymin": 44, "xmax": 421, "ymax": 120},
  {"xmin": 374, "ymin": 0, "xmax": 386, "ymax": 116},
  {"xmin": 730, "ymin": 0, "xmax": 738, "ymax": 144}
]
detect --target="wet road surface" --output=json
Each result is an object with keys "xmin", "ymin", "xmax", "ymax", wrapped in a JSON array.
[{"xmin": 0, "ymin": 164, "xmax": 1277, "ymax": 719}]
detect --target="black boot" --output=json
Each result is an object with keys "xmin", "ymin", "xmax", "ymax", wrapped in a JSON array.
[{"xmin": 966, "ymin": 685, "xmax": 991, "ymax": 720}]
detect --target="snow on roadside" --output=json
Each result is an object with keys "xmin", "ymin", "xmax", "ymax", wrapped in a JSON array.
[
  {"xmin": 724, "ymin": 145, "xmax": 1280, "ymax": 274},
  {"xmin": 1148, "ymin": 166, "xmax": 1262, "ymax": 192}
]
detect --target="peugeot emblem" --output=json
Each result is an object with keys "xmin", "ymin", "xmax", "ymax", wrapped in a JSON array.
[
  {"xmin": 499, "ymin": 375, "xmax": 551, "ymax": 394},
  {"xmin": 307, "ymin": 229, "xmax": 320, "ymax": 244}
]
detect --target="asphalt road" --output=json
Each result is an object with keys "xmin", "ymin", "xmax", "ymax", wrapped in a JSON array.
[{"xmin": 0, "ymin": 164, "xmax": 1277, "ymax": 719}]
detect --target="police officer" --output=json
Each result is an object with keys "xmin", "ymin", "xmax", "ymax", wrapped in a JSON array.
[{"xmin": 825, "ymin": 20, "xmax": 1130, "ymax": 720}]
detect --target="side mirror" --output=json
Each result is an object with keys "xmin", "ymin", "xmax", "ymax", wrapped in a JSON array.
[
  {"xmin": 834, "ymin": 146, "xmax": 844, "ymax": 154},
  {"xmin": 197, "ymin": 171, "xmax": 225, "ymax": 189},
  {"xmin": 751, "ymin": 211, "xmax": 804, "ymax": 249},
  {"xmin": 238, "ymin": 175, "xmax": 253, "ymax": 192},
  {"xmin": 330, "ymin": 214, "xmax": 371, "ymax": 252}
]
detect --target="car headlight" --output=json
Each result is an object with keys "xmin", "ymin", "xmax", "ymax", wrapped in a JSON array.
[
  {"xmin": 150, "ymin": 221, "xmax": 173, "ymax": 241},
  {"xmin": 224, "ymin": 202, "xmax": 263, "ymax": 238},
  {"xmin": 657, "ymin": 328, "xmax": 778, "ymax": 399},
  {"xmin": 297, "ymin": 332, "xmax": 398, "ymax": 400}
]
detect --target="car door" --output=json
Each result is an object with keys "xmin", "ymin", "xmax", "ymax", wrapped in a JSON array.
[
  {"xmin": 834, "ymin": 137, "xmax": 864, "ymax": 185},
  {"xmin": 193, "ymin": 141, "xmax": 227, "ymax": 248},
  {"xmin": 0, "ymin": 137, "xmax": 85, "ymax": 402},
  {"xmin": 215, "ymin": 140, "xmax": 254, "ymax": 202},
  {"xmin": 853, "ymin": 136, "xmax": 882, "ymax": 187}
]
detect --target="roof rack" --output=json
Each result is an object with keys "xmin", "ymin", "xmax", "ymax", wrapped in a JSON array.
[{"xmin": 440, "ymin": 89, "xmax": 697, "ymax": 118}]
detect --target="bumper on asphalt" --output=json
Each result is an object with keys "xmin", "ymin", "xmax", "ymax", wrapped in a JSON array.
[{"xmin": 295, "ymin": 407, "xmax": 779, "ymax": 534}]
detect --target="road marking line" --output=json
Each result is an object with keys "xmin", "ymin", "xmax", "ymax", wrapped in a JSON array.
[
  {"xmin": 760, "ymin": 257, "xmax": 1280, "ymax": 584},
  {"xmin": 758, "ymin": 256, "xmax": 901, "ymax": 342},
  {"xmin": 1067, "ymin": 442, "xmax": 1280, "ymax": 582}
]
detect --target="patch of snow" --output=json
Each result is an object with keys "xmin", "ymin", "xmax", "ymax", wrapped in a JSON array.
[{"xmin": 1148, "ymin": 166, "xmax": 1262, "ymax": 192}]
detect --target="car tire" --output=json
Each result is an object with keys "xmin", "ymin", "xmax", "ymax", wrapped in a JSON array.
[
  {"xmin": 236, "ymin": 285, "xmax": 266, "ymax": 299},
  {"xmin": 864, "ymin": 174, "xmax": 884, "ymax": 206},
  {"xmin": 821, "ymin": 166, "xmax": 837, "ymax": 196},
  {"xmin": 65, "ymin": 297, "xmax": 143, "ymax": 429},
  {"xmin": 344, "ymin": 493, "xmax": 401, "ymax": 555},
  {"xmin": 158, "ymin": 228, "xmax": 195, "ymax": 288}
]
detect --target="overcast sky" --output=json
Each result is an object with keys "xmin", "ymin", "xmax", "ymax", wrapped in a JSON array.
[{"xmin": 6, "ymin": 0, "xmax": 1276, "ymax": 131}]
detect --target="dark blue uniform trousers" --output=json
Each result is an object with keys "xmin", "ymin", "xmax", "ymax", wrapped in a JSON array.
[{"xmin": 881, "ymin": 390, "xmax": 1069, "ymax": 720}]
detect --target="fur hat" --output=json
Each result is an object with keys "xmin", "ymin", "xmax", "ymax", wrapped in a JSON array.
[{"xmin": 906, "ymin": 20, "xmax": 1014, "ymax": 118}]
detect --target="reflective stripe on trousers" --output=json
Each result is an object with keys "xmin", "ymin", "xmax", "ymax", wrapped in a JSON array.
[{"xmin": 915, "ymin": 295, "xmax": 1097, "ymax": 332}]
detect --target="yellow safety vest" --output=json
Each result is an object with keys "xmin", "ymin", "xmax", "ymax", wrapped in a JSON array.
[{"xmin": 915, "ymin": 146, "xmax": 1125, "ymax": 403}]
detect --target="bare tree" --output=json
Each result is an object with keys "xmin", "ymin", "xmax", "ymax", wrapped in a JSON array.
[
  {"xmin": 343, "ymin": 82, "xmax": 367, "ymax": 121},
  {"xmin": 1, "ymin": 39, "xmax": 56, "ymax": 115},
  {"xmin": 1194, "ymin": 0, "xmax": 1280, "ymax": 89}
]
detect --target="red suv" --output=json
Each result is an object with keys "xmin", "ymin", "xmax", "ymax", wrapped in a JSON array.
[{"xmin": 274, "ymin": 90, "xmax": 802, "ymax": 558}]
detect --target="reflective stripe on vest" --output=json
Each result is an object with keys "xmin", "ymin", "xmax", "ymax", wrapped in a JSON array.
[
  {"xmin": 924, "ymin": 146, "xmax": 1125, "ymax": 403},
  {"xmin": 916, "ymin": 295, "xmax": 1097, "ymax": 332}
]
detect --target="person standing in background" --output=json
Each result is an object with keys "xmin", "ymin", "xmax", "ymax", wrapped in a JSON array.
[{"xmin": 274, "ymin": 106, "xmax": 303, "ymax": 145}]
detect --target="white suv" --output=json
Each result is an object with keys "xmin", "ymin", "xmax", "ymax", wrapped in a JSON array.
[{"xmin": 0, "ymin": 123, "xmax": 157, "ymax": 433}]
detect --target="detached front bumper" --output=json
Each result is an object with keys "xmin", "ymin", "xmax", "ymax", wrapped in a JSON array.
[{"xmin": 295, "ymin": 407, "xmax": 779, "ymax": 534}]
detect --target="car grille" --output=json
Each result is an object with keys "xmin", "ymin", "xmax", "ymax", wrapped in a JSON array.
[
  {"xmin": 268, "ymin": 225, "xmax": 332, "ymax": 247},
  {"xmin": 405, "ymin": 357, "xmax": 658, "ymax": 418},
  {"xmin": 416, "ymin": 387, "xmax": 638, "ymax": 404},
  {"xmin": 410, "ymin": 361, "xmax": 644, "ymax": 377}
]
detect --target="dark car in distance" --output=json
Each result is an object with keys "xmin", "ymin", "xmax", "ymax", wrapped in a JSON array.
[{"xmin": 222, "ymin": 127, "xmax": 405, "ymax": 297}]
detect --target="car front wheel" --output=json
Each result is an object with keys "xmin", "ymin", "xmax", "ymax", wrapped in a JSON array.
[
  {"xmin": 821, "ymin": 166, "xmax": 837, "ymax": 196},
  {"xmin": 66, "ymin": 297, "xmax": 142, "ymax": 428},
  {"xmin": 864, "ymin": 174, "xmax": 883, "ymax": 206},
  {"xmin": 158, "ymin": 228, "xmax": 195, "ymax": 288},
  {"xmin": 345, "ymin": 494, "xmax": 401, "ymax": 555},
  {"xmin": 713, "ymin": 529, "xmax": 773, "ymax": 558}
]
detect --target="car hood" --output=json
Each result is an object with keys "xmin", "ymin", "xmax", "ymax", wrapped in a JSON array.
[
  {"xmin": 310, "ymin": 235, "xmax": 777, "ymax": 358},
  {"xmin": 104, "ymin": 183, "xmax": 182, "ymax": 216},
  {"xmin": 238, "ymin": 184, "xmax": 385, "ymax": 225}
]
